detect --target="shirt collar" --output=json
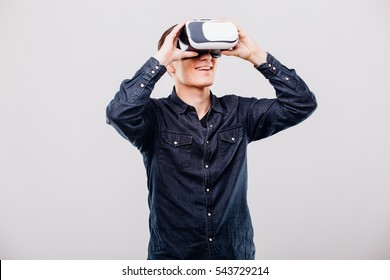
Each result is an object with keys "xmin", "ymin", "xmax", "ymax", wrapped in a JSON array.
[{"xmin": 169, "ymin": 87, "xmax": 223, "ymax": 114}]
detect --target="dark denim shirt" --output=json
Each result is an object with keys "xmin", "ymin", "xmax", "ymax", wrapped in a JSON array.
[{"xmin": 106, "ymin": 53, "xmax": 317, "ymax": 259}]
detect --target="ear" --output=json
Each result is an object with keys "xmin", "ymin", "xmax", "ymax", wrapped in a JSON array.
[{"xmin": 166, "ymin": 63, "xmax": 176, "ymax": 75}]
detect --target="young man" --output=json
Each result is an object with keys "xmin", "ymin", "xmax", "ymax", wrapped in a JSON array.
[{"xmin": 106, "ymin": 20, "xmax": 317, "ymax": 259}]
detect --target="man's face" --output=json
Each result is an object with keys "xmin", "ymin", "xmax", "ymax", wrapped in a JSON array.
[{"xmin": 170, "ymin": 52, "xmax": 217, "ymax": 89}]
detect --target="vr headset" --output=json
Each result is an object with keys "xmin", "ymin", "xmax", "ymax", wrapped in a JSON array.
[{"xmin": 178, "ymin": 19, "xmax": 238, "ymax": 58}]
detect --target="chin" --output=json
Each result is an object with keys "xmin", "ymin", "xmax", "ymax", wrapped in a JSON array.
[
  {"xmin": 204, "ymin": 82, "xmax": 214, "ymax": 87},
  {"xmin": 198, "ymin": 79, "xmax": 215, "ymax": 88}
]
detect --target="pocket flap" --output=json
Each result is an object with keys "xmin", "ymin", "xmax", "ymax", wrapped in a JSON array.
[
  {"xmin": 219, "ymin": 127, "xmax": 243, "ymax": 144},
  {"xmin": 162, "ymin": 131, "xmax": 193, "ymax": 147}
]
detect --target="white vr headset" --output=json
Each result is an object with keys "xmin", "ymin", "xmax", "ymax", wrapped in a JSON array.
[{"xmin": 178, "ymin": 19, "xmax": 238, "ymax": 58}]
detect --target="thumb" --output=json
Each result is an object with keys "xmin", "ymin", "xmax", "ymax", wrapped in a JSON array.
[
  {"xmin": 221, "ymin": 49, "xmax": 238, "ymax": 57},
  {"xmin": 180, "ymin": 51, "xmax": 199, "ymax": 59}
]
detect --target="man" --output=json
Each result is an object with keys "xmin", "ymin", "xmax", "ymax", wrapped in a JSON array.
[{"xmin": 106, "ymin": 20, "xmax": 317, "ymax": 259}]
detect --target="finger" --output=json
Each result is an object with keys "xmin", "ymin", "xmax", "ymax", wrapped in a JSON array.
[
  {"xmin": 168, "ymin": 20, "xmax": 188, "ymax": 48},
  {"xmin": 180, "ymin": 51, "xmax": 199, "ymax": 59},
  {"xmin": 170, "ymin": 20, "xmax": 188, "ymax": 37},
  {"xmin": 221, "ymin": 49, "xmax": 237, "ymax": 57}
]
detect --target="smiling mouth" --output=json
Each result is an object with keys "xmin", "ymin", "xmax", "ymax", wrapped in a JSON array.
[{"xmin": 195, "ymin": 66, "xmax": 213, "ymax": 71}]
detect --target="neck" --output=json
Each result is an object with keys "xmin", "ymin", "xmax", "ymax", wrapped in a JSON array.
[{"xmin": 175, "ymin": 85, "xmax": 211, "ymax": 120}]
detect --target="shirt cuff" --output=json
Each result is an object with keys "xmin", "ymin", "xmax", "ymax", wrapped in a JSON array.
[
  {"xmin": 256, "ymin": 53, "xmax": 283, "ymax": 76},
  {"xmin": 126, "ymin": 57, "xmax": 167, "ymax": 104}
]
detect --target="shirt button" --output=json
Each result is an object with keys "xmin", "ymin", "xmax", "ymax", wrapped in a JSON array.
[
  {"xmin": 285, "ymin": 77, "xmax": 289, "ymax": 80},
  {"xmin": 140, "ymin": 83, "xmax": 145, "ymax": 88},
  {"xmin": 209, "ymin": 124, "xmax": 213, "ymax": 128},
  {"xmin": 206, "ymin": 188, "xmax": 210, "ymax": 192},
  {"xmin": 209, "ymin": 238, "xmax": 213, "ymax": 242},
  {"xmin": 155, "ymin": 66, "xmax": 159, "ymax": 69},
  {"xmin": 231, "ymin": 137, "xmax": 235, "ymax": 141},
  {"xmin": 151, "ymin": 70, "xmax": 156, "ymax": 74},
  {"xmin": 205, "ymin": 164, "xmax": 209, "ymax": 169},
  {"xmin": 173, "ymin": 141, "xmax": 178, "ymax": 145},
  {"xmin": 206, "ymin": 140, "xmax": 209, "ymax": 144},
  {"xmin": 268, "ymin": 63, "xmax": 272, "ymax": 68},
  {"xmin": 272, "ymin": 67, "xmax": 276, "ymax": 71},
  {"xmin": 208, "ymin": 212, "xmax": 212, "ymax": 217}
]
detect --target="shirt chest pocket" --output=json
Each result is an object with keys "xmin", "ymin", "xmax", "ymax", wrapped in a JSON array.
[
  {"xmin": 218, "ymin": 126, "xmax": 245, "ymax": 164},
  {"xmin": 158, "ymin": 130, "xmax": 193, "ymax": 170}
]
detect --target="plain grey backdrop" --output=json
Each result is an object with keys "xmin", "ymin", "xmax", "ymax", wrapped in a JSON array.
[{"xmin": 1, "ymin": 0, "xmax": 389, "ymax": 259}]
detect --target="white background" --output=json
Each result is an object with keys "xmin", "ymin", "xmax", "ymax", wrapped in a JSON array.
[{"xmin": 1, "ymin": 0, "xmax": 389, "ymax": 259}]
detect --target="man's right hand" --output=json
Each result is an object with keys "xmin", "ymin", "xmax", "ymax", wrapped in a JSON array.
[{"xmin": 153, "ymin": 21, "xmax": 198, "ymax": 66}]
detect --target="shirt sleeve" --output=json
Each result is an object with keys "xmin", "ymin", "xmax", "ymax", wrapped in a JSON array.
[
  {"xmin": 106, "ymin": 57, "xmax": 166, "ymax": 150},
  {"xmin": 245, "ymin": 53, "xmax": 318, "ymax": 142}
]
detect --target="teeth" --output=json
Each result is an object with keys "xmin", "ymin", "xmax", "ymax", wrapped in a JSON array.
[{"xmin": 197, "ymin": 67, "xmax": 211, "ymax": 70}]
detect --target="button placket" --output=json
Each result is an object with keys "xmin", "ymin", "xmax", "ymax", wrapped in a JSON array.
[{"xmin": 203, "ymin": 117, "xmax": 216, "ymax": 257}]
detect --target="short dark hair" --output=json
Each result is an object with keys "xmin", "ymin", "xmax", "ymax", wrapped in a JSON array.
[{"xmin": 157, "ymin": 24, "xmax": 177, "ymax": 50}]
